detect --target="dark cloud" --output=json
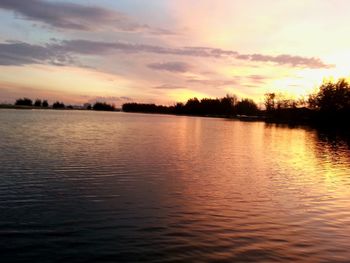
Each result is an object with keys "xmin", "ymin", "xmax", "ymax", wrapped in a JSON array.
[
  {"xmin": 153, "ymin": 84, "xmax": 185, "ymax": 89},
  {"xmin": 54, "ymin": 39, "xmax": 331, "ymax": 68},
  {"xmin": 52, "ymin": 40, "xmax": 238, "ymax": 58},
  {"xmin": 249, "ymin": 54, "xmax": 329, "ymax": 68},
  {"xmin": 0, "ymin": 41, "xmax": 72, "ymax": 66},
  {"xmin": 0, "ymin": 39, "xmax": 332, "ymax": 69},
  {"xmin": 147, "ymin": 62, "xmax": 191, "ymax": 73},
  {"xmin": 0, "ymin": 0, "xmax": 173, "ymax": 34}
]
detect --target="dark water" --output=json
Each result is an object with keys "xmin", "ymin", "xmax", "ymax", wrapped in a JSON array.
[{"xmin": 1, "ymin": 109, "xmax": 350, "ymax": 262}]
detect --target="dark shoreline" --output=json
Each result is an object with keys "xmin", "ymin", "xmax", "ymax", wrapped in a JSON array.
[
  {"xmin": 2, "ymin": 105, "xmax": 349, "ymax": 146},
  {"xmin": 2, "ymin": 104, "xmax": 349, "ymax": 133},
  {"xmin": 0, "ymin": 104, "xmax": 121, "ymax": 111}
]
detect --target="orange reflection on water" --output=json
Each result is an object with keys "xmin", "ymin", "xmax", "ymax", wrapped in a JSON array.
[{"xmin": 2, "ymin": 110, "xmax": 350, "ymax": 261}]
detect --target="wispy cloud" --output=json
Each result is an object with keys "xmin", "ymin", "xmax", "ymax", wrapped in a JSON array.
[
  {"xmin": 248, "ymin": 54, "xmax": 330, "ymax": 68},
  {"xmin": 55, "ymin": 39, "xmax": 331, "ymax": 68},
  {"xmin": 153, "ymin": 84, "xmax": 185, "ymax": 90},
  {"xmin": 147, "ymin": 62, "xmax": 191, "ymax": 73},
  {"xmin": 245, "ymin": 75, "xmax": 267, "ymax": 84},
  {"xmin": 187, "ymin": 78, "xmax": 237, "ymax": 86},
  {"xmin": 0, "ymin": 39, "xmax": 332, "ymax": 69},
  {"xmin": 0, "ymin": 0, "xmax": 173, "ymax": 34}
]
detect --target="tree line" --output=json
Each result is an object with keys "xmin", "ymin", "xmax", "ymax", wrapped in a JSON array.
[
  {"xmin": 122, "ymin": 95, "xmax": 259, "ymax": 116},
  {"xmin": 123, "ymin": 78, "xmax": 350, "ymax": 127},
  {"xmin": 264, "ymin": 78, "xmax": 350, "ymax": 126},
  {"xmin": 15, "ymin": 98, "xmax": 49, "ymax": 107},
  {"xmin": 13, "ymin": 98, "xmax": 116, "ymax": 111},
  {"xmin": 15, "ymin": 98, "xmax": 68, "ymax": 109},
  {"xmin": 9, "ymin": 77, "xmax": 350, "ymax": 126}
]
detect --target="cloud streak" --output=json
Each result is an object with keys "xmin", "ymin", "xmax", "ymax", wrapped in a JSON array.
[
  {"xmin": 0, "ymin": 39, "xmax": 332, "ymax": 69},
  {"xmin": 245, "ymin": 74, "xmax": 267, "ymax": 84},
  {"xmin": 0, "ymin": 0, "xmax": 173, "ymax": 34},
  {"xmin": 153, "ymin": 84, "xmax": 186, "ymax": 90},
  {"xmin": 55, "ymin": 39, "xmax": 331, "ymax": 68},
  {"xmin": 147, "ymin": 62, "xmax": 191, "ymax": 73},
  {"xmin": 187, "ymin": 78, "xmax": 236, "ymax": 86},
  {"xmin": 0, "ymin": 41, "xmax": 72, "ymax": 66}
]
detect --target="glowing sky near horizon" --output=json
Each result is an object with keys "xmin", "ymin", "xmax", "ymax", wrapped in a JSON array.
[{"xmin": 0, "ymin": 0, "xmax": 349, "ymax": 106}]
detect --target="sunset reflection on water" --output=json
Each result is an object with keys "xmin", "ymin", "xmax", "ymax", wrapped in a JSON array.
[{"xmin": 0, "ymin": 110, "xmax": 350, "ymax": 262}]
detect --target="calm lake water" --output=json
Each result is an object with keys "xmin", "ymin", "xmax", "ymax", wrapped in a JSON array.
[{"xmin": 1, "ymin": 109, "xmax": 350, "ymax": 262}]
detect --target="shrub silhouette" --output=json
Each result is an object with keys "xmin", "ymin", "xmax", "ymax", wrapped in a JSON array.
[
  {"xmin": 93, "ymin": 102, "xmax": 115, "ymax": 111},
  {"xmin": 15, "ymin": 98, "xmax": 32, "ymax": 106},
  {"xmin": 42, "ymin": 100, "xmax": 49, "ymax": 107},
  {"xmin": 236, "ymin": 99, "xmax": 259, "ymax": 115},
  {"xmin": 34, "ymin": 99, "xmax": 42, "ymax": 107},
  {"xmin": 264, "ymin": 93, "xmax": 276, "ymax": 112},
  {"xmin": 308, "ymin": 78, "xmax": 350, "ymax": 126},
  {"xmin": 123, "ymin": 95, "xmax": 241, "ymax": 116},
  {"xmin": 52, "ymin": 101, "xmax": 65, "ymax": 109},
  {"xmin": 309, "ymin": 78, "xmax": 350, "ymax": 112}
]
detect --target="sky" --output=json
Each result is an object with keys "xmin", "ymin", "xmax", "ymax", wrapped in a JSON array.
[{"xmin": 0, "ymin": 0, "xmax": 349, "ymax": 106}]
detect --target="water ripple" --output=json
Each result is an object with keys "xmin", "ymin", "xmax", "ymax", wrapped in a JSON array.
[{"xmin": 1, "ymin": 110, "xmax": 350, "ymax": 262}]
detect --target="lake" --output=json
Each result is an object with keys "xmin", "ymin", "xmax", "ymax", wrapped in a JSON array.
[{"xmin": 1, "ymin": 109, "xmax": 350, "ymax": 262}]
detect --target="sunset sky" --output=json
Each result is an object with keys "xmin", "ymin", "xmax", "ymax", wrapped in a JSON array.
[{"xmin": 0, "ymin": 0, "xmax": 349, "ymax": 106}]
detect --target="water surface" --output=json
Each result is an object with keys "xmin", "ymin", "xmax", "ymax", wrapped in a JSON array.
[{"xmin": 1, "ymin": 109, "xmax": 350, "ymax": 262}]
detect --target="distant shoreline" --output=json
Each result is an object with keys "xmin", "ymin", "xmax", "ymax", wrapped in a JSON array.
[
  {"xmin": 1, "ymin": 103, "xmax": 345, "ymax": 130},
  {"xmin": 0, "ymin": 104, "xmax": 121, "ymax": 111}
]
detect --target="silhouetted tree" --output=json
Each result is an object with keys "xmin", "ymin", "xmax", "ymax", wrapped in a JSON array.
[
  {"xmin": 34, "ymin": 99, "xmax": 42, "ymax": 107},
  {"xmin": 42, "ymin": 100, "xmax": 49, "ymax": 107},
  {"xmin": 264, "ymin": 93, "xmax": 276, "ymax": 112},
  {"xmin": 122, "ymin": 103, "xmax": 171, "ymax": 113},
  {"xmin": 185, "ymin": 98, "xmax": 201, "ymax": 115},
  {"xmin": 221, "ymin": 94, "xmax": 238, "ymax": 115},
  {"xmin": 236, "ymin": 99, "xmax": 259, "ymax": 115},
  {"xmin": 15, "ymin": 98, "xmax": 32, "ymax": 106},
  {"xmin": 174, "ymin": 102, "xmax": 184, "ymax": 114},
  {"xmin": 308, "ymin": 78, "xmax": 350, "ymax": 126},
  {"xmin": 52, "ymin": 101, "xmax": 65, "ymax": 109},
  {"xmin": 309, "ymin": 78, "xmax": 350, "ymax": 112},
  {"xmin": 83, "ymin": 103, "xmax": 92, "ymax": 110},
  {"xmin": 199, "ymin": 98, "xmax": 221, "ymax": 115},
  {"xmin": 93, "ymin": 102, "xmax": 115, "ymax": 111}
]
